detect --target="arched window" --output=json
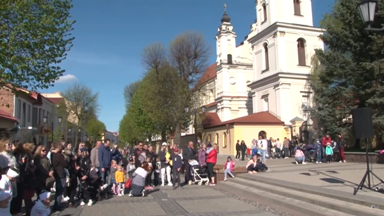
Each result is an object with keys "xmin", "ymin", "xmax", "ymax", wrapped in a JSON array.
[
  {"xmin": 223, "ymin": 132, "xmax": 227, "ymax": 148},
  {"xmin": 215, "ymin": 133, "xmax": 219, "ymax": 145},
  {"xmin": 263, "ymin": 4, "xmax": 267, "ymax": 22},
  {"xmin": 208, "ymin": 134, "xmax": 212, "ymax": 143},
  {"xmin": 297, "ymin": 38, "xmax": 306, "ymax": 66},
  {"xmin": 294, "ymin": 0, "xmax": 301, "ymax": 15},
  {"xmin": 227, "ymin": 54, "xmax": 233, "ymax": 64},
  {"xmin": 263, "ymin": 43, "xmax": 269, "ymax": 70}
]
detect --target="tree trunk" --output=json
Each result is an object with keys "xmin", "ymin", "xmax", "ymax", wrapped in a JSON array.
[
  {"xmin": 161, "ymin": 128, "xmax": 166, "ymax": 142},
  {"xmin": 174, "ymin": 124, "xmax": 181, "ymax": 147}
]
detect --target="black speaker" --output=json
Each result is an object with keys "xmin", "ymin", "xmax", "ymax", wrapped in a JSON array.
[{"xmin": 352, "ymin": 107, "xmax": 374, "ymax": 139}]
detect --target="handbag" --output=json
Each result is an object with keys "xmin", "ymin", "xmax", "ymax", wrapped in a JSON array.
[{"xmin": 125, "ymin": 178, "xmax": 132, "ymax": 189}]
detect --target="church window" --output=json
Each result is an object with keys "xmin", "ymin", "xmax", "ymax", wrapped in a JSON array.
[
  {"xmin": 297, "ymin": 38, "xmax": 306, "ymax": 66},
  {"xmin": 294, "ymin": 0, "xmax": 301, "ymax": 15},
  {"xmin": 263, "ymin": 43, "xmax": 269, "ymax": 71},
  {"xmin": 262, "ymin": 4, "xmax": 267, "ymax": 22},
  {"xmin": 227, "ymin": 54, "xmax": 233, "ymax": 64},
  {"xmin": 263, "ymin": 98, "xmax": 269, "ymax": 111},
  {"xmin": 223, "ymin": 132, "xmax": 227, "ymax": 148}
]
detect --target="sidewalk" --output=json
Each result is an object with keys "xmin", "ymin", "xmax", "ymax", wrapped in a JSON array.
[{"xmin": 237, "ymin": 159, "xmax": 384, "ymax": 207}]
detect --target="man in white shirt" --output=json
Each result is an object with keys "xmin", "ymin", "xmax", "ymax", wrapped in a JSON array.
[{"xmin": 275, "ymin": 138, "xmax": 282, "ymax": 159}]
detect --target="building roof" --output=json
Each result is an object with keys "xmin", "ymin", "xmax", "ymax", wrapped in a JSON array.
[
  {"xmin": 194, "ymin": 63, "xmax": 217, "ymax": 89},
  {"xmin": 0, "ymin": 109, "xmax": 17, "ymax": 122},
  {"xmin": 205, "ymin": 102, "xmax": 217, "ymax": 108},
  {"xmin": 3, "ymin": 84, "xmax": 43, "ymax": 105},
  {"xmin": 47, "ymin": 97, "xmax": 63, "ymax": 104},
  {"xmin": 203, "ymin": 111, "xmax": 284, "ymax": 129}
]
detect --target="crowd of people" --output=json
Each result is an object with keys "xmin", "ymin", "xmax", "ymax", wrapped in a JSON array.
[{"xmin": 0, "ymin": 138, "xmax": 219, "ymax": 216}]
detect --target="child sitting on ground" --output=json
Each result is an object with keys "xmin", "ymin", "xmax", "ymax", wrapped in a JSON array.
[
  {"xmin": 224, "ymin": 156, "xmax": 235, "ymax": 181},
  {"xmin": 31, "ymin": 191, "xmax": 51, "ymax": 216},
  {"xmin": 126, "ymin": 157, "xmax": 136, "ymax": 179}
]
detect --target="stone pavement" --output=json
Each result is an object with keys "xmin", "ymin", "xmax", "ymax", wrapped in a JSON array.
[{"xmin": 55, "ymin": 186, "xmax": 285, "ymax": 216}]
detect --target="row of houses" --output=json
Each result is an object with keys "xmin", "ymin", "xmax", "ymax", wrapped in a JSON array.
[{"xmin": 0, "ymin": 85, "xmax": 119, "ymax": 146}]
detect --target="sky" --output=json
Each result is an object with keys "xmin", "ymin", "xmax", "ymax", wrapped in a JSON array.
[{"xmin": 44, "ymin": 0, "xmax": 336, "ymax": 132}]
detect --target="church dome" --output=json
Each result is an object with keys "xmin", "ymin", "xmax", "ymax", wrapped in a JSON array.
[{"xmin": 221, "ymin": 11, "xmax": 231, "ymax": 23}]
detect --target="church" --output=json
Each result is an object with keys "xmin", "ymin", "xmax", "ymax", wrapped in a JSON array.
[{"xmin": 192, "ymin": 0, "xmax": 324, "ymax": 155}]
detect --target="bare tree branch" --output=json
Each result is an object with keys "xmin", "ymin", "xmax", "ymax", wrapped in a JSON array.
[
  {"xmin": 169, "ymin": 31, "xmax": 211, "ymax": 86},
  {"xmin": 123, "ymin": 81, "xmax": 140, "ymax": 107},
  {"xmin": 141, "ymin": 43, "xmax": 167, "ymax": 74}
]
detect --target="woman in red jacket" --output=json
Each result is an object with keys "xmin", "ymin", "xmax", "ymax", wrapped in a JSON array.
[{"xmin": 206, "ymin": 143, "xmax": 218, "ymax": 186}]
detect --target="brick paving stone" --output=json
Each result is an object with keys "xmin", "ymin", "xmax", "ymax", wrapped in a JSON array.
[
  {"xmin": 177, "ymin": 198, "xmax": 265, "ymax": 213},
  {"xmin": 80, "ymin": 201, "xmax": 166, "ymax": 216},
  {"xmin": 163, "ymin": 187, "xmax": 225, "ymax": 198}
]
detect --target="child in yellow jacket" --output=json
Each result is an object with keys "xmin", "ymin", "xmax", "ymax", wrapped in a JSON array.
[{"xmin": 115, "ymin": 165, "xmax": 125, "ymax": 196}]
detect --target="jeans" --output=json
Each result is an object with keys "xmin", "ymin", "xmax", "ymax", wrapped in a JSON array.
[
  {"xmin": 224, "ymin": 169, "xmax": 234, "ymax": 179},
  {"xmin": 235, "ymin": 151, "xmax": 240, "ymax": 159},
  {"xmin": 259, "ymin": 149, "xmax": 266, "ymax": 162},
  {"xmin": 100, "ymin": 168, "xmax": 110, "ymax": 185},
  {"xmin": 284, "ymin": 147, "xmax": 289, "ymax": 158},
  {"xmin": 295, "ymin": 156, "xmax": 305, "ymax": 163},
  {"xmin": 131, "ymin": 184, "xmax": 144, "ymax": 196},
  {"xmin": 54, "ymin": 178, "xmax": 65, "ymax": 209},
  {"xmin": 184, "ymin": 161, "xmax": 191, "ymax": 183},
  {"xmin": 316, "ymin": 151, "xmax": 322, "ymax": 162},
  {"xmin": 241, "ymin": 150, "xmax": 246, "ymax": 161},
  {"xmin": 275, "ymin": 148, "xmax": 281, "ymax": 158},
  {"xmin": 172, "ymin": 170, "xmax": 181, "ymax": 188}
]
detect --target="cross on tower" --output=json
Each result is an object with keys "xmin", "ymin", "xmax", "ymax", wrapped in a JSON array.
[{"xmin": 224, "ymin": 3, "xmax": 227, "ymax": 12}]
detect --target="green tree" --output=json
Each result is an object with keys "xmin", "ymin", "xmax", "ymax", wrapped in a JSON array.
[
  {"xmin": 310, "ymin": 0, "xmax": 384, "ymax": 148},
  {"xmin": 0, "ymin": 0, "xmax": 75, "ymax": 90},
  {"xmin": 49, "ymin": 126, "xmax": 63, "ymax": 143},
  {"xmin": 85, "ymin": 118, "xmax": 106, "ymax": 141},
  {"xmin": 119, "ymin": 111, "xmax": 145, "ymax": 145}
]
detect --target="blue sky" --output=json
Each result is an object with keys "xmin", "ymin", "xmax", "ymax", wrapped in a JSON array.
[{"xmin": 44, "ymin": 0, "xmax": 336, "ymax": 132}]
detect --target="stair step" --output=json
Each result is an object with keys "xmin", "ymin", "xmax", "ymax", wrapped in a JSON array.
[
  {"xmin": 223, "ymin": 180, "xmax": 352, "ymax": 216},
  {"xmin": 228, "ymin": 177, "xmax": 383, "ymax": 216}
]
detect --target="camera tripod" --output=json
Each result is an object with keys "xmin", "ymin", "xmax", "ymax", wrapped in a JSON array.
[{"xmin": 353, "ymin": 138, "xmax": 384, "ymax": 195}]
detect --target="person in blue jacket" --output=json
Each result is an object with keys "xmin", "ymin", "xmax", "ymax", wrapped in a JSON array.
[
  {"xmin": 111, "ymin": 144, "xmax": 122, "ymax": 164},
  {"xmin": 98, "ymin": 139, "xmax": 112, "ymax": 185}
]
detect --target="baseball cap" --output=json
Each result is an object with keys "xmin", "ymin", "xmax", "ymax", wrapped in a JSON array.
[
  {"xmin": 162, "ymin": 142, "xmax": 167, "ymax": 146},
  {"xmin": 39, "ymin": 191, "xmax": 51, "ymax": 200},
  {"xmin": 174, "ymin": 148, "xmax": 179, "ymax": 152}
]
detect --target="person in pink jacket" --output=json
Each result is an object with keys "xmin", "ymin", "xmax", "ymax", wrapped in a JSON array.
[{"xmin": 224, "ymin": 156, "xmax": 235, "ymax": 181}]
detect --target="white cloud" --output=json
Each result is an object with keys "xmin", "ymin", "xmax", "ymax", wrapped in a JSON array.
[{"xmin": 56, "ymin": 74, "xmax": 78, "ymax": 83}]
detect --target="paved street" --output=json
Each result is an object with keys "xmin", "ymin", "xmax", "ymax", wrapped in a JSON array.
[{"xmin": 55, "ymin": 186, "xmax": 285, "ymax": 216}]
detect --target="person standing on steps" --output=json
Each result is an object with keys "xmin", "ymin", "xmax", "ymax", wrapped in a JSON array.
[
  {"xmin": 171, "ymin": 148, "xmax": 182, "ymax": 190},
  {"xmin": 235, "ymin": 140, "xmax": 240, "ymax": 160},
  {"xmin": 182, "ymin": 141, "xmax": 195, "ymax": 185},
  {"xmin": 240, "ymin": 141, "xmax": 247, "ymax": 161}
]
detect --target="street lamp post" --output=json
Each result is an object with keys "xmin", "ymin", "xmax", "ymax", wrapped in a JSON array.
[
  {"xmin": 67, "ymin": 128, "xmax": 72, "ymax": 143},
  {"xmin": 43, "ymin": 116, "xmax": 48, "ymax": 149},
  {"xmin": 185, "ymin": 105, "xmax": 206, "ymax": 148},
  {"xmin": 58, "ymin": 116, "xmax": 63, "ymax": 141},
  {"xmin": 78, "ymin": 128, "xmax": 81, "ymax": 142},
  {"xmin": 357, "ymin": 0, "xmax": 383, "ymax": 32}
]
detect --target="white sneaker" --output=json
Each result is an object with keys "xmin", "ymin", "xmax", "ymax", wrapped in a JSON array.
[
  {"xmin": 142, "ymin": 190, "xmax": 147, "ymax": 197},
  {"xmin": 224, "ymin": 178, "xmax": 227, "ymax": 181},
  {"xmin": 87, "ymin": 200, "xmax": 93, "ymax": 206},
  {"xmin": 167, "ymin": 183, "xmax": 173, "ymax": 186},
  {"xmin": 80, "ymin": 201, "xmax": 85, "ymax": 206},
  {"xmin": 100, "ymin": 184, "xmax": 108, "ymax": 191},
  {"xmin": 339, "ymin": 161, "xmax": 342, "ymax": 163},
  {"xmin": 161, "ymin": 183, "xmax": 165, "ymax": 186},
  {"xmin": 316, "ymin": 161, "xmax": 319, "ymax": 164},
  {"xmin": 319, "ymin": 161, "xmax": 322, "ymax": 164},
  {"xmin": 295, "ymin": 161, "xmax": 298, "ymax": 165},
  {"xmin": 63, "ymin": 196, "xmax": 70, "ymax": 201},
  {"xmin": 302, "ymin": 162, "xmax": 307, "ymax": 165},
  {"xmin": 128, "ymin": 193, "xmax": 133, "ymax": 197},
  {"xmin": 118, "ymin": 194, "xmax": 123, "ymax": 196}
]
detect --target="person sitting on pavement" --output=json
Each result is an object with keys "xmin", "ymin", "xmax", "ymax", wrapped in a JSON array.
[
  {"xmin": 246, "ymin": 154, "xmax": 269, "ymax": 174},
  {"xmin": 294, "ymin": 145, "xmax": 307, "ymax": 165},
  {"xmin": 30, "ymin": 191, "xmax": 51, "ymax": 216},
  {"xmin": 128, "ymin": 161, "xmax": 150, "ymax": 197}
]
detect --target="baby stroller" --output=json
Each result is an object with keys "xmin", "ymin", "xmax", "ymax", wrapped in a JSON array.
[
  {"xmin": 188, "ymin": 160, "xmax": 210, "ymax": 186},
  {"xmin": 304, "ymin": 144, "xmax": 316, "ymax": 162}
]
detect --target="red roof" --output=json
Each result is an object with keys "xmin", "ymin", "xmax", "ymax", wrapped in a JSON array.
[
  {"xmin": 194, "ymin": 63, "xmax": 217, "ymax": 89},
  {"xmin": 0, "ymin": 109, "xmax": 17, "ymax": 122},
  {"xmin": 205, "ymin": 102, "xmax": 217, "ymax": 108},
  {"xmin": 203, "ymin": 111, "xmax": 284, "ymax": 129},
  {"xmin": 3, "ymin": 84, "xmax": 43, "ymax": 105},
  {"xmin": 47, "ymin": 97, "xmax": 63, "ymax": 104},
  {"xmin": 202, "ymin": 112, "xmax": 222, "ymax": 128}
]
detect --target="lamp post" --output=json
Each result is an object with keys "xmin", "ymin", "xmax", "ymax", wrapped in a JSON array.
[
  {"xmin": 58, "ymin": 116, "xmax": 63, "ymax": 141},
  {"xmin": 357, "ymin": 0, "xmax": 383, "ymax": 32},
  {"xmin": 43, "ymin": 116, "xmax": 48, "ymax": 149},
  {"xmin": 68, "ymin": 128, "xmax": 72, "ymax": 143},
  {"xmin": 78, "ymin": 128, "xmax": 81, "ymax": 142},
  {"xmin": 185, "ymin": 105, "xmax": 206, "ymax": 148}
]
